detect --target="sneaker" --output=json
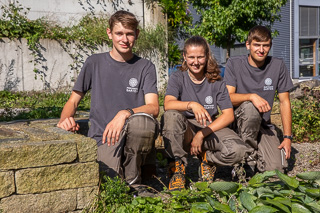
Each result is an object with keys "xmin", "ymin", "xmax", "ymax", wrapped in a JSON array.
[
  {"xmin": 168, "ymin": 159, "xmax": 185, "ymax": 191},
  {"xmin": 199, "ymin": 152, "xmax": 216, "ymax": 182}
]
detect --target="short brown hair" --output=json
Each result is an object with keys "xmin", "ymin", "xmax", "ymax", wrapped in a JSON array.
[
  {"xmin": 108, "ymin": 10, "xmax": 139, "ymax": 32},
  {"xmin": 181, "ymin": 36, "xmax": 221, "ymax": 83},
  {"xmin": 247, "ymin": 25, "xmax": 272, "ymax": 44}
]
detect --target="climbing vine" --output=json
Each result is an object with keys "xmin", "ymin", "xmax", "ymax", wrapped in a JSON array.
[{"xmin": 0, "ymin": 2, "xmax": 167, "ymax": 81}]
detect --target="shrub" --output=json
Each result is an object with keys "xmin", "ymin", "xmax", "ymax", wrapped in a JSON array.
[{"xmin": 291, "ymin": 97, "xmax": 320, "ymax": 143}]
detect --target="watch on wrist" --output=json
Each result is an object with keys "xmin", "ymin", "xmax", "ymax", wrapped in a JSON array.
[
  {"xmin": 283, "ymin": 135, "xmax": 293, "ymax": 140},
  {"xmin": 126, "ymin": 108, "xmax": 134, "ymax": 115}
]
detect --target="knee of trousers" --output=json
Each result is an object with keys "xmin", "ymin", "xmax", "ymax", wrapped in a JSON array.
[
  {"xmin": 161, "ymin": 110, "xmax": 188, "ymax": 135},
  {"xmin": 236, "ymin": 101, "xmax": 262, "ymax": 130},
  {"xmin": 125, "ymin": 113, "xmax": 159, "ymax": 153},
  {"xmin": 220, "ymin": 138, "xmax": 251, "ymax": 164}
]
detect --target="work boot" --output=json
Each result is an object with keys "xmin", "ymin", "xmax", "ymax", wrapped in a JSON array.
[
  {"xmin": 199, "ymin": 152, "xmax": 216, "ymax": 183},
  {"xmin": 168, "ymin": 159, "xmax": 185, "ymax": 191}
]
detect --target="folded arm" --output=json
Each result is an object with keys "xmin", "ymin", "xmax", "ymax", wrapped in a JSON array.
[{"xmin": 226, "ymin": 85, "xmax": 271, "ymax": 113}]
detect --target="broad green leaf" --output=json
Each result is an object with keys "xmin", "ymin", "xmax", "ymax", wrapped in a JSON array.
[
  {"xmin": 256, "ymin": 187, "xmax": 274, "ymax": 198},
  {"xmin": 306, "ymin": 188, "xmax": 320, "ymax": 198},
  {"xmin": 171, "ymin": 203, "xmax": 185, "ymax": 209},
  {"xmin": 262, "ymin": 199, "xmax": 291, "ymax": 213},
  {"xmin": 275, "ymin": 169, "xmax": 299, "ymax": 188},
  {"xmin": 209, "ymin": 181, "xmax": 238, "ymax": 193},
  {"xmin": 298, "ymin": 185, "xmax": 307, "ymax": 193},
  {"xmin": 306, "ymin": 202, "xmax": 320, "ymax": 213},
  {"xmin": 229, "ymin": 198, "xmax": 236, "ymax": 212},
  {"xmin": 195, "ymin": 182, "xmax": 209, "ymax": 191},
  {"xmin": 292, "ymin": 203, "xmax": 312, "ymax": 213},
  {"xmin": 296, "ymin": 171, "xmax": 320, "ymax": 180},
  {"xmin": 240, "ymin": 191, "xmax": 256, "ymax": 211},
  {"xmin": 249, "ymin": 171, "xmax": 276, "ymax": 186},
  {"xmin": 206, "ymin": 195, "xmax": 234, "ymax": 213},
  {"xmin": 274, "ymin": 197, "xmax": 292, "ymax": 207},
  {"xmin": 248, "ymin": 205, "xmax": 278, "ymax": 213},
  {"xmin": 191, "ymin": 202, "xmax": 213, "ymax": 213},
  {"xmin": 315, "ymin": 179, "xmax": 320, "ymax": 186}
]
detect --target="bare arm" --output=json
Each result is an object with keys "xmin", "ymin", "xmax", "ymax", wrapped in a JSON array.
[
  {"xmin": 227, "ymin": 85, "xmax": 271, "ymax": 113},
  {"xmin": 57, "ymin": 91, "xmax": 85, "ymax": 132},
  {"xmin": 102, "ymin": 93, "xmax": 159, "ymax": 146},
  {"xmin": 191, "ymin": 108, "xmax": 234, "ymax": 155},
  {"xmin": 277, "ymin": 92, "xmax": 292, "ymax": 159},
  {"xmin": 164, "ymin": 95, "xmax": 212, "ymax": 126}
]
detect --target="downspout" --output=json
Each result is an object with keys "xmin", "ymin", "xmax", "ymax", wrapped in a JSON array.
[
  {"xmin": 289, "ymin": 0, "xmax": 292, "ymax": 78},
  {"xmin": 142, "ymin": 0, "xmax": 145, "ymax": 29}
]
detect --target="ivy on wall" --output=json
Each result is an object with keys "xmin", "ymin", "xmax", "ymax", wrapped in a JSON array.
[{"xmin": 0, "ymin": 2, "xmax": 167, "ymax": 81}]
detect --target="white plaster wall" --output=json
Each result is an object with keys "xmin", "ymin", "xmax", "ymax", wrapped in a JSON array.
[
  {"xmin": 0, "ymin": 0, "xmax": 166, "ymax": 27},
  {"xmin": 0, "ymin": 0, "xmax": 167, "ymax": 91}
]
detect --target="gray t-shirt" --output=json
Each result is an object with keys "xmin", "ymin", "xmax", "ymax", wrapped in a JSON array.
[
  {"xmin": 224, "ymin": 55, "xmax": 293, "ymax": 123},
  {"xmin": 166, "ymin": 70, "xmax": 232, "ymax": 119},
  {"xmin": 73, "ymin": 52, "xmax": 157, "ymax": 145}
]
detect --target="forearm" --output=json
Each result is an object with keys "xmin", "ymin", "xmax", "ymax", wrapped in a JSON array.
[
  {"xmin": 198, "ymin": 109, "xmax": 234, "ymax": 138},
  {"xmin": 229, "ymin": 93, "xmax": 253, "ymax": 106},
  {"xmin": 59, "ymin": 100, "xmax": 78, "ymax": 123},
  {"xmin": 164, "ymin": 100, "xmax": 190, "ymax": 112},
  {"xmin": 280, "ymin": 99, "xmax": 292, "ymax": 136},
  {"xmin": 58, "ymin": 91, "xmax": 83, "ymax": 124},
  {"xmin": 132, "ymin": 103, "xmax": 159, "ymax": 118}
]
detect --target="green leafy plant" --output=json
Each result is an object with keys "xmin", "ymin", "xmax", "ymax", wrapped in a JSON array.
[
  {"xmin": 85, "ymin": 176, "xmax": 133, "ymax": 213},
  {"xmin": 291, "ymin": 97, "xmax": 320, "ymax": 143},
  {"xmin": 84, "ymin": 170, "xmax": 320, "ymax": 213},
  {"xmin": 0, "ymin": 91, "xmax": 90, "ymax": 121}
]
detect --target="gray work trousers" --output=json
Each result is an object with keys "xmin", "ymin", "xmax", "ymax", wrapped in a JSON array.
[
  {"xmin": 161, "ymin": 110, "xmax": 254, "ymax": 167},
  {"xmin": 233, "ymin": 101, "xmax": 287, "ymax": 172},
  {"xmin": 97, "ymin": 113, "xmax": 159, "ymax": 185}
]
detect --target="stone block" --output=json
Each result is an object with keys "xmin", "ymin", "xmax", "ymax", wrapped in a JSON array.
[
  {"xmin": 0, "ymin": 171, "xmax": 15, "ymax": 198},
  {"xmin": 16, "ymin": 162, "xmax": 99, "ymax": 194},
  {"xmin": 77, "ymin": 137, "xmax": 97, "ymax": 162},
  {"xmin": 46, "ymin": 126, "xmax": 97, "ymax": 162},
  {"xmin": 0, "ymin": 140, "xmax": 77, "ymax": 170},
  {"xmin": 77, "ymin": 186, "xmax": 99, "ymax": 209},
  {"xmin": 0, "ymin": 189, "xmax": 77, "ymax": 213}
]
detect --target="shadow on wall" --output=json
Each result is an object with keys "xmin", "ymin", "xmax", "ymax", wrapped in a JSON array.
[
  {"xmin": 78, "ymin": 0, "xmax": 128, "ymax": 14},
  {"xmin": 1, "ymin": 59, "xmax": 21, "ymax": 91}
]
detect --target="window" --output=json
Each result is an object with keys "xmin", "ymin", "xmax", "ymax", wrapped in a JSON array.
[
  {"xmin": 299, "ymin": 39, "xmax": 316, "ymax": 77},
  {"xmin": 300, "ymin": 6, "xmax": 319, "ymax": 37}
]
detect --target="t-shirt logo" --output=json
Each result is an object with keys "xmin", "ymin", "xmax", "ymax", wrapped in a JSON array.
[
  {"xmin": 264, "ymin": 78, "xmax": 274, "ymax": 91},
  {"xmin": 205, "ymin": 96, "xmax": 213, "ymax": 104},
  {"xmin": 204, "ymin": 96, "xmax": 214, "ymax": 109},
  {"xmin": 127, "ymin": 78, "xmax": 139, "ymax": 93},
  {"xmin": 129, "ymin": 78, "xmax": 138, "ymax": 87}
]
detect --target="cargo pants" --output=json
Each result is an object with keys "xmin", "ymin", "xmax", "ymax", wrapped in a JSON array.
[
  {"xmin": 233, "ymin": 101, "xmax": 287, "ymax": 172},
  {"xmin": 97, "ymin": 113, "xmax": 159, "ymax": 185},
  {"xmin": 161, "ymin": 110, "xmax": 254, "ymax": 167}
]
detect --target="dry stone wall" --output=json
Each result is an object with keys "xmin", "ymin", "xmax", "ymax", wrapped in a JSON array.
[{"xmin": 0, "ymin": 118, "xmax": 99, "ymax": 213}]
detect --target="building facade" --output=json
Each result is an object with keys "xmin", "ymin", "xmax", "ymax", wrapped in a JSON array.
[{"xmin": 219, "ymin": 0, "xmax": 320, "ymax": 81}]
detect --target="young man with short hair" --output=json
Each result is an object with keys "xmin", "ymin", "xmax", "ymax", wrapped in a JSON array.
[
  {"xmin": 224, "ymin": 25, "xmax": 294, "ymax": 173},
  {"xmin": 58, "ymin": 11, "xmax": 159, "ymax": 185}
]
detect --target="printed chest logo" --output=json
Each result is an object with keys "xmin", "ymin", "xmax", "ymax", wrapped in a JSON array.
[
  {"xmin": 127, "ymin": 78, "xmax": 139, "ymax": 93},
  {"xmin": 204, "ymin": 96, "xmax": 215, "ymax": 109},
  {"xmin": 264, "ymin": 78, "xmax": 274, "ymax": 91}
]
